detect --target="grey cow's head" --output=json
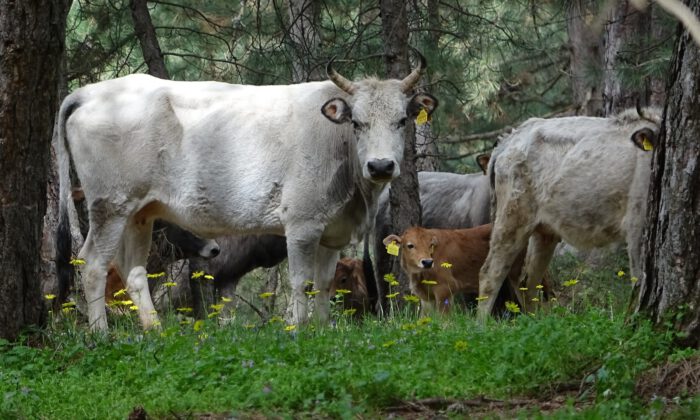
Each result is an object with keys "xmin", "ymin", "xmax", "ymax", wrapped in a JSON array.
[{"xmin": 321, "ymin": 52, "xmax": 438, "ymax": 183}]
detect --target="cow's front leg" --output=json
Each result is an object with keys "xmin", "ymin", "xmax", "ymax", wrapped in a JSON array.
[
  {"xmin": 313, "ymin": 246, "xmax": 340, "ymax": 322},
  {"xmin": 285, "ymin": 226, "xmax": 322, "ymax": 325}
]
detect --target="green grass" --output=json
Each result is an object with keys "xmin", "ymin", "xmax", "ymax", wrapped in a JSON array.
[{"xmin": 0, "ymin": 306, "xmax": 685, "ymax": 419}]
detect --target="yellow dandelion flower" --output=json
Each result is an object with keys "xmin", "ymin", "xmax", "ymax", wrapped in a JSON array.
[
  {"xmin": 69, "ymin": 258, "xmax": 86, "ymax": 266},
  {"xmin": 207, "ymin": 311, "xmax": 220, "ymax": 319},
  {"xmin": 210, "ymin": 304, "xmax": 224, "ymax": 312},
  {"xmin": 475, "ymin": 295, "xmax": 489, "ymax": 301},
  {"xmin": 417, "ymin": 317, "xmax": 432, "ymax": 326},
  {"xmin": 305, "ymin": 290, "xmax": 320, "ymax": 296},
  {"xmin": 259, "ymin": 292, "xmax": 275, "ymax": 299},
  {"xmin": 113, "ymin": 288, "xmax": 127, "ymax": 297},
  {"xmin": 630, "ymin": 276, "xmax": 639, "ymax": 283},
  {"xmin": 129, "ymin": 305, "xmax": 139, "ymax": 311},
  {"xmin": 421, "ymin": 280, "xmax": 437, "ymax": 285},
  {"xmin": 535, "ymin": 284, "xmax": 544, "ymax": 290},
  {"xmin": 268, "ymin": 316, "xmax": 283, "ymax": 323},
  {"xmin": 335, "ymin": 289, "xmax": 351, "ymax": 294},
  {"xmin": 243, "ymin": 323, "xmax": 255, "ymax": 329},
  {"xmin": 551, "ymin": 297, "xmax": 558, "ymax": 302},
  {"xmin": 163, "ymin": 281, "xmax": 177, "ymax": 288},
  {"xmin": 386, "ymin": 292, "xmax": 399, "ymax": 299},
  {"xmin": 146, "ymin": 272, "xmax": 166, "ymax": 279},
  {"xmin": 505, "ymin": 301, "xmax": 521, "ymax": 313},
  {"xmin": 454, "ymin": 340, "xmax": 468, "ymax": 351},
  {"xmin": 180, "ymin": 319, "xmax": 192, "ymax": 325},
  {"xmin": 389, "ymin": 280, "xmax": 399, "ymax": 286},
  {"xmin": 403, "ymin": 295, "xmax": 420, "ymax": 303},
  {"xmin": 221, "ymin": 296, "xmax": 233, "ymax": 303},
  {"xmin": 383, "ymin": 273, "xmax": 397, "ymax": 283},
  {"xmin": 61, "ymin": 307, "xmax": 74, "ymax": 314},
  {"xmin": 382, "ymin": 340, "xmax": 396, "ymax": 348},
  {"xmin": 61, "ymin": 301, "xmax": 76, "ymax": 308},
  {"xmin": 519, "ymin": 287, "xmax": 528, "ymax": 291},
  {"xmin": 177, "ymin": 307, "xmax": 193, "ymax": 313},
  {"xmin": 152, "ymin": 320, "xmax": 161, "ymax": 327},
  {"xmin": 304, "ymin": 280, "xmax": 314, "ymax": 286},
  {"xmin": 193, "ymin": 320, "xmax": 204, "ymax": 332},
  {"xmin": 440, "ymin": 262, "xmax": 453, "ymax": 269},
  {"xmin": 204, "ymin": 274, "xmax": 214, "ymax": 280},
  {"xmin": 284, "ymin": 325, "xmax": 296, "ymax": 332},
  {"xmin": 531, "ymin": 297, "xmax": 540, "ymax": 302},
  {"xmin": 342, "ymin": 308, "xmax": 357, "ymax": 316},
  {"xmin": 191, "ymin": 271, "xmax": 205, "ymax": 279},
  {"xmin": 44, "ymin": 294, "xmax": 56, "ymax": 300},
  {"xmin": 198, "ymin": 333, "xmax": 208, "ymax": 340},
  {"xmin": 149, "ymin": 310, "xmax": 157, "ymax": 315},
  {"xmin": 617, "ymin": 270, "xmax": 625, "ymax": 277},
  {"xmin": 118, "ymin": 300, "xmax": 133, "ymax": 306},
  {"xmin": 563, "ymin": 279, "xmax": 579, "ymax": 287},
  {"xmin": 401, "ymin": 323, "xmax": 416, "ymax": 331}
]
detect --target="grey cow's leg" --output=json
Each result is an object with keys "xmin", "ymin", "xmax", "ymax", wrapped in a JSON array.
[
  {"xmin": 313, "ymin": 246, "xmax": 340, "ymax": 322},
  {"xmin": 285, "ymin": 225, "xmax": 322, "ymax": 325},
  {"xmin": 521, "ymin": 231, "xmax": 559, "ymax": 311}
]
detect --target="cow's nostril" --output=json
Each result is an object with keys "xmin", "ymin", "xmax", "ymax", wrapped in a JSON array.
[
  {"xmin": 209, "ymin": 246, "xmax": 220, "ymax": 258},
  {"xmin": 367, "ymin": 159, "xmax": 395, "ymax": 179}
]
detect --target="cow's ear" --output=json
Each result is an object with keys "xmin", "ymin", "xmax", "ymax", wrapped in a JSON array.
[
  {"xmin": 631, "ymin": 127, "xmax": 657, "ymax": 152},
  {"xmin": 322, "ymin": 98, "xmax": 352, "ymax": 124},
  {"xmin": 383, "ymin": 234, "xmax": 402, "ymax": 246},
  {"xmin": 406, "ymin": 93, "xmax": 439, "ymax": 118},
  {"xmin": 476, "ymin": 154, "xmax": 491, "ymax": 175}
]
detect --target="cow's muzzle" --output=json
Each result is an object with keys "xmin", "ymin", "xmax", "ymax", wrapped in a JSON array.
[
  {"xmin": 200, "ymin": 242, "xmax": 221, "ymax": 259},
  {"xmin": 420, "ymin": 258, "xmax": 433, "ymax": 269},
  {"xmin": 367, "ymin": 159, "xmax": 396, "ymax": 181}
]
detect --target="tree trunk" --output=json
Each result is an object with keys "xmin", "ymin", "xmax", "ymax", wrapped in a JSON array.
[
  {"xmin": 602, "ymin": 1, "xmax": 652, "ymax": 115},
  {"xmin": 0, "ymin": 0, "xmax": 70, "ymax": 340},
  {"xmin": 287, "ymin": 0, "xmax": 323, "ymax": 82},
  {"xmin": 634, "ymin": 0, "xmax": 700, "ymax": 348},
  {"xmin": 566, "ymin": 0, "xmax": 603, "ymax": 115},
  {"xmin": 375, "ymin": 0, "xmax": 422, "ymax": 309},
  {"xmin": 130, "ymin": 0, "xmax": 170, "ymax": 79},
  {"xmin": 414, "ymin": 0, "xmax": 440, "ymax": 172}
]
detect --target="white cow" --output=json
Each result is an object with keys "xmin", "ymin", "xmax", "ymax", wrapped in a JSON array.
[
  {"xmin": 55, "ymin": 56, "xmax": 438, "ymax": 330},
  {"xmin": 477, "ymin": 108, "xmax": 660, "ymax": 319}
]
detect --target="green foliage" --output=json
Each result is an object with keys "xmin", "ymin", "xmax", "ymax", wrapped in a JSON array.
[{"xmin": 0, "ymin": 306, "xmax": 685, "ymax": 419}]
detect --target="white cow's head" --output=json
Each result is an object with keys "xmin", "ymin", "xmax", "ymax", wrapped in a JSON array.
[{"xmin": 321, "ymin": 52, "xmax": 438, "ymax": 183}]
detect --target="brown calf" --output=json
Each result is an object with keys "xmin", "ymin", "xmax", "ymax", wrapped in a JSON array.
[
  {"xmin": 384, "ymin": 224, "xmax": 549, "ymax": 314},
  {"xmin": 330, "ymin": 258, "xmax": 371, "ymax": 317}
]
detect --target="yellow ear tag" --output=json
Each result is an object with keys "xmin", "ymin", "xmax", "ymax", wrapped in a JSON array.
[
  {"xmin": 386, "ymin": 241, "xmax": 400, "ymax": 256},
  {"xmin": 415, "ymin": 108, "xmax": 429, "ymax": 125},
  {"xmin": 642, "ymin": 136, "xmax": 653, "ymax": 151}
]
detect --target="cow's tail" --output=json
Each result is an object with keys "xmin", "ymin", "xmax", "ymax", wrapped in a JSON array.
[
  {"xmin": 55, "ymin": 95, "xmax": 81, "ymax": 305},
  {"xmin": 362, "ymin": 234, "xmax": 379, "ymax": 315}
]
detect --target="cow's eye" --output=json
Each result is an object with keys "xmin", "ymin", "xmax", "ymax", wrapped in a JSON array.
[
  {"xmin": 397, "ymin": 117, "xmax": 407, "ymax": 128},
  {"xmin": 406, "ymin": 243, "xmax": 414, "ymax": 249}
]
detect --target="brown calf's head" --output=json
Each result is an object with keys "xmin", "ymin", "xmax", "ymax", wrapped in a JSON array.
[
  {"xmin": 330, "ymin": 258, "xmax": 369, "ymax": 312},
  {"xmin": 383, "ymin": 227, "xmax": 438, "ymax": 274}
]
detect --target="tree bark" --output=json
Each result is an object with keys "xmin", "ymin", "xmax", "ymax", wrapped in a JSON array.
[
  {"xmin": 414, "ymin": 0, "xmax": 440, "ymax": 171},
  {"xmin": 634, "ymin": 0, "xmax": 700, "ymax": 348},
  {"xmin": 375, "ymin": 0, "xmax": 422, "ymax": 308},
  {"xmin": 602, "ymin": 0, "xmax": 660, "ymax": 115},
  {"xmin": 287, "ymin": 0, "xmax": 323, "ymax": 82},
  {"xmin": 130, "ymin": 0, "xmax": 170, "ymax": 79},
  {"xmin": 0, "ymin": 0, "xmax": 71, "ymax": 340},
  {"xmin": 566, "ymin": 0, "xmax": 603, "ymax": 115}
]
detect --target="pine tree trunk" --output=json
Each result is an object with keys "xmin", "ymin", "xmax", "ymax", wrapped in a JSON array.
[
  {"xmin": 287, "ymin": 0, "xmax": 323, "ymax": 82},
  {"xmin": 130, "ymin": 0, "xmax": 170, "ymax": 79},
  {"xmin": 566, "ymin": 0, "xmax": 603, "ymax": 115},
  {"xmin": 0, "ymin": 0, "xmax": 70, "ymax": 340},
  {"xmin": 375, "ymin": 0, "xmax": 422, "ymax": 307},
  {"xmin": 634, "ymin": 0, "xmax": 700, "ymax": 348},
  {"xmin": 414, "ymin": 0, "xmax": 440, "ymax": 172}
]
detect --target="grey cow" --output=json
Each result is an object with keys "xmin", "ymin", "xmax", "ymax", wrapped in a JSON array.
[{"xmin": 55, "ymin": 55, "xmax": 438, "ymax": 330}]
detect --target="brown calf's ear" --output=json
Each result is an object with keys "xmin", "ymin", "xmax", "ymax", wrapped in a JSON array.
[
  {"xmin": 383, "ymin": 234, "xmax": 402, "ymax": 246},
  {"xmin": 476, "ymin": 154, "xmax": 491, "ymax": 175},
  {"xmin": 631, "ymin": 127, "xmax": 657, "ymax": 152},
  {"xmin": 406, "ymin": 93, "xmax": 439, "ymax": 118},
  {"xmin": 322, "ymin": 98, "xmax": 352, "ymax": 124}
]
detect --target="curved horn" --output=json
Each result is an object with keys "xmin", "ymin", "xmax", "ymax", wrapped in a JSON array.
[
  {"xmin": 327, "ymin": 56, "xmax": 356, "ymax": 95},
  {"xmin": 400, "ymin": 48, "xmax": 427, "ymax": 93}
]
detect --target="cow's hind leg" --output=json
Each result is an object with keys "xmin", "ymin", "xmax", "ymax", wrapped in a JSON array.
[
  {"xmin": 285, "ymin": 225, "xmax": 323, "ymax": 325},
  {"xmin": 113, "ymin": 220, "xmax": 159, "ymax": 329},
  {"xmin": 313, "ymin": 246, "xmax": 340, "ymax": 322},
  {"xmin": 521, "ymin": 230, "xmax": 559, "ymax": 311},
  {"xmin": 478, "ymin": 224, "xmax": 532, "ymax": 321},
  {"xmin": 78, "ymin": 212, "xmax": 130, "ymax": 331}
]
